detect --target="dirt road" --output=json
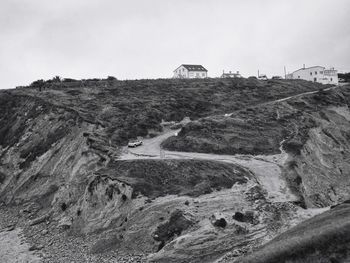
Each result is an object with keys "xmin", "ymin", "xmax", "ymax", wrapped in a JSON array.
[{"xmin": 120, "ymin": 129, "xmax": 298, "ymax": 203}]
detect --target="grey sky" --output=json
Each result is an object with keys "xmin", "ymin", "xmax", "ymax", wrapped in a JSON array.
[{"xmin": 1, "ymin": 0, "xmax": 349, "ymax": 89}]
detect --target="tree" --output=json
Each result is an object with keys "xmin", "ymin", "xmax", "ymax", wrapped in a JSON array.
[{"xmin": 107, "ymin": 76, "xmax": 117, "ymax": 81}]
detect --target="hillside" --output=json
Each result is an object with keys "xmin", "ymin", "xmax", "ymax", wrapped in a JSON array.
[
  {"xmin": 236, "ymin": 201, "xmax": 350, "ymax": 263},
  {"xmin": 0, "ymin": 78, "xmax": 349, "ymax": 262},
  {"xmin": 5, "ymin": 78, "xmax": 326, "ymax": 145},
  {"xmin": 163, "ymin": 86, "xmax": 350, "ymax": 207}
]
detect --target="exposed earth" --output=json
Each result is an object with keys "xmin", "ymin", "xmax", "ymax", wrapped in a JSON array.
[{"xmin": 1, "ymin": 77, "xmax": 350, "ymax": 262}]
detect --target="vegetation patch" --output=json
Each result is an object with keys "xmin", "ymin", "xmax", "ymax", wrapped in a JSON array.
[
  {"xmin": 0, "ymin": 172, "xmax": 6, "ymax": 184},
  {"xmin": 163, "ymin": 87, "xmax": 346, "ymax": 156},
  {"xmin": 12, "ymin": 78, "xmax": 327, "ymax": 146},
  {"xmin": 97, "ymin": 159, "xmax": 250, "ymax": 199}
]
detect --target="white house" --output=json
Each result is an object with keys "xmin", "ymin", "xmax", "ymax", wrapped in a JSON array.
[
  {"xmin": 286, "ymin": 66, "xmax": 338, "ymax": 85},
  {"xmin": 173, "ymin": 64, "xmax": 208, "ymax": 79}
]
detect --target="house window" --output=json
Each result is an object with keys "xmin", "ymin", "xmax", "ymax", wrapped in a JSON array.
[
  {"xmin": 196, "ymin": 73, "xmax": 200, "ymax": 77},
  {"xmin": 202, "ymin": 73, "xmax": 205, "ymax": 77},
  {"xmin": 331, "ymin": 78, "xmax": 333, "ymax": 81},
  {"xmin": 314, "ymin": 77, "xmax": 317, "ymax": 82},
  {"xmin": 315, "ymin": 71, "xmax": 317, "ymax": 75},
  {"xmin": 320, "ymin": 71, "xmax": 323, "ymax": 74},
  {"xmin": 310, "ymin": 72, "xmax": 312, "ymax": 76},
  {"xmin": 298, "ymin": 76, "xmax": 300, "ymax": 78}
]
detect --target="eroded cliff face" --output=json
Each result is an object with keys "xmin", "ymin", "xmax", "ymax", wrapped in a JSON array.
[
  {"xmin": 286, "ymin": 106, "xmax": 350, "ymax": 207},
  {"xmin": 0, "ymin": 93, "xmax": 112, "ymax": 228},
  {"xmin": 1, "ymin": 82, "xmax": 350, "ymax": 262}
]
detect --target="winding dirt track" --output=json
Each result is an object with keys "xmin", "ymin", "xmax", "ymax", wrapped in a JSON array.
[{"xmin": 120, "ymin": 128, "xmax": 298, "ymax": 203}]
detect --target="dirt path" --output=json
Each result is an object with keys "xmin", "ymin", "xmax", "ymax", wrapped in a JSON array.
[
  {"xmin": 121, "ymin": 128, "xmax": 180, "ymax": 158},
  {"xmin": 0, "ymin": 228, "xmax": 41, "ymax": 263},
  {"xmin": 120, "ymin": 130, "xmax": 298, "ymax": 203},
  {"xmin": 224, "ymin": 85, "xmax": 339, "ymax": 118},
  {"xmin": 274, "ymin": 85, "xmax": 338, "ymax": 103}
]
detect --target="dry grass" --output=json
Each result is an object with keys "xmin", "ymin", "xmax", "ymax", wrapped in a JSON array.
[
  {"xmin": 163, "ymin": 86, "xmax": 350, "ymax": 156},
  {"xmin": 96, "ymin": 159, "xmax": 251, "ymax": 199},
  {"xmin": 9, "ymin": 78, "xmax": 327, "ymax": 146}
]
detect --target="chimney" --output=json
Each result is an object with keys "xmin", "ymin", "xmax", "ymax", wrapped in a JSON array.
[
  {"xmin": 229, "ymin": 71, "xmax": 232, "ymax": 74},
  {"xmin": 303, "ymin": 64, "xmax": 305, "ymax": 69},
  {"xmin": 237, "ymin": 71, "xmax": 239, "ymax": 74}
]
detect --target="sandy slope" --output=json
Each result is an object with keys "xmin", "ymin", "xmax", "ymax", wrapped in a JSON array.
[{"xmin": 0, "ymin": 228, "xmax": 41, "ymax": 263}]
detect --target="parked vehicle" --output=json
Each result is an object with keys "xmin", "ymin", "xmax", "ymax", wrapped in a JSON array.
[
  {"xmin": 272, "ymin": 76, "xmax": 283, "ymax": 80},
  {"xmin": 128, "ymin": 140, "xmax": 143, "ymax": 147},
  {"xmin": 258, "ymin": 75, "xmax": 268, "ymax": 80}
]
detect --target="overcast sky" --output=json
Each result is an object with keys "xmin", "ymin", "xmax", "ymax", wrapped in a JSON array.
[{"xmin": 1, "ymin": 0, "xmax": 350, "ymax": 89}]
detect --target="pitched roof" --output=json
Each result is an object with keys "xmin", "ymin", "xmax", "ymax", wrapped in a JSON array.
[{"xmin": 178, "ymin": 64, "xmax": 208, "ymax": 72}]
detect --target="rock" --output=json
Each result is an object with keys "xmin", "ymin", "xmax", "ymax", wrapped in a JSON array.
[
  {"xmin": 29, "ymin": 212, "xmax": 52, "ymax": 226},
  {"xmin": 233, "ymin": 212, "xmax": 245, "ymax": 222},
  {"xmin": 153, "ymin": 210, "xmax": 194, "ymax": 246},
  {"xmin": 29, "ymin": 244, "xmax": 44, "ymax": 251},
  {"xmin": 213, "ymin": 218, "xmax": 227, "ymax": 228},
  {"xmin": 233, "ymin": 211, "xmax": 256, "ymax": 224},
  {"xmin": 6, "ymin": 225, "xmax": 15, "ymax": 231},
  {"xmin": 58, "ymin": 217, "xmax": 72, "ymax": 230},
  {"xmin": 244, "ymin": 211, "xmax": 255, "ymax": 223}
]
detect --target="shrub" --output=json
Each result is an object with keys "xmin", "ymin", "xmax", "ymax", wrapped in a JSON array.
[
  {"xmin": 213, "ymin": 218, "xmax": 227, "ymax": 228},
  {"xmin": 233, "ymin": 212, "xmax": 244, "ymax": 222},
  {"xmin": 107, "ymin": 76, "xmax": 117, "ymax": 81},
  {"xmin": 0, "ymin": 172, "xmax": 6, "ymax": 184},
  {"xmin": 30, "ymin": 79, "xmax": 45, "ymax": 88},
  {"xmin": 61, "ymin": 203, "xmax": 67, "ymax": 211},
  {"xmin": 283, "ymin": 140, "xmax": 304, "ymax": 155}
]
